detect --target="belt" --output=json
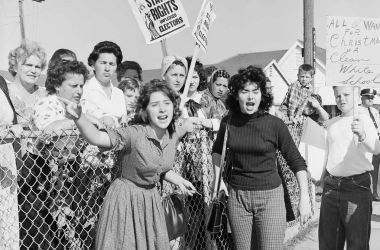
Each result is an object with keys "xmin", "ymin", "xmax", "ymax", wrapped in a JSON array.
[
  {"xmin": 326, "ymin": 171, "xmax": 369, "ymax": 181},
  {"xmin": 119, "ymin": 178, "xmax": 156, "ymax": 189}
]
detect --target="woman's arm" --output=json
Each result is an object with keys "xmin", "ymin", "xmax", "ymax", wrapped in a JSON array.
[
  {"xmin": 295, "ymin": 170, "xmax": 312, "ymax": 225},
  {"xmin": 61, "ymin": 97, "xmax": 112, "ymax": 148},
  {"xmin": 163, "ymin": 170, "xmax": 196, "ymax": 196}
]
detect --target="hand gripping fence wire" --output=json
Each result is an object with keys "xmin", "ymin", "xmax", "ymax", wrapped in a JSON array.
[
  {"xmin": 0, "ymin": 124, "xmax": 313, "ymax": 249},
  {"xmin": 0, "ymin": 126, "xmax": 233, "ymax": 250}
]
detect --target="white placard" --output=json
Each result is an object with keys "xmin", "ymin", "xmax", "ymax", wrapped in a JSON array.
[
  {"xmin": 192, "ymin": 0, "xmax": 216, "ymax": 52},
  {"xmin": 326, "ymin": 16, "xmax": 380, "ymax": 87},
  {"xmin": 128, "ymin": 0, "xmax": 189, "ymax": 44}
]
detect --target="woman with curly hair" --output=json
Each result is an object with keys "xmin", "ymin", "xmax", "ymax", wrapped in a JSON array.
[
  {"xmin": 212, "ymin": 66, "xmax": 312, "ymax": 250},
  {"xmin": 8, "ymin": 40, "xmax": 47, "ymax": 126},
  {"xmin": 32, "ymin": 60, "xmax": 88, "ymax": 132},
  {"xmin": 81, "ymin": 41, "xmax": 126, "ymax": 128},
  {"xmin": 61, "ymin": 80, "xmax": 197, "ymax": 249}
]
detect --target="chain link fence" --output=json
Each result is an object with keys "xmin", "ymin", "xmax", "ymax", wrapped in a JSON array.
[
  {"xmin": 0, "ymin": 128, "xmax": 118, "ymax": 250},
  {"xmin": 0, "ymin": 125, "xmax": 313, "ymax": 250},
  {"xmin": 0, "ymin": 127, "xmax": 234, "ymax": 250}
]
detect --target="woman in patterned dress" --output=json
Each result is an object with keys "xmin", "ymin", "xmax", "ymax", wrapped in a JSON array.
[{"xmin": 62, "ymin": 80, "xmax": 197, "ymax": 250}]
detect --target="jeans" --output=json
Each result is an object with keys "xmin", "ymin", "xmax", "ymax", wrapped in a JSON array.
[{"xmin": 319, "ymin": 172, "xmax": 372, "ymax": 250}]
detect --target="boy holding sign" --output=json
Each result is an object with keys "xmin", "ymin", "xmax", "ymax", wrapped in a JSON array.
[{"xmin": 319, "ymin": 86, "xmax": 380, "ymax": 250}]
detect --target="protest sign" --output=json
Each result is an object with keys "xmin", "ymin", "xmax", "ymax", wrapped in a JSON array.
[
  {"xmin": 128, "ymin": 0, "xmax": 189, "ymax": 44},
  {"xmin": 192, "ymin": 0, "xmax": 216, "ymax": 52},
  {"xmin": 326, "ymin": 16, "xmax": 380, "ymax": 87}
]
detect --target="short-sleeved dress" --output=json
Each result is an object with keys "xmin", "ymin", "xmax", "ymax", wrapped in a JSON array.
[{"xmin": 95, "ymin": 125, "xmax": 178, "ymax": 250}]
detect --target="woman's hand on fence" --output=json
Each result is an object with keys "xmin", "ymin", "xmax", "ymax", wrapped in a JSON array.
[
  {"xmin": 177, "ymin": 178, "xmax": 197, "ymax": 196},
  {"xmin": 58, "ymin": 97, "xmax": 82, "ymax": 120}
]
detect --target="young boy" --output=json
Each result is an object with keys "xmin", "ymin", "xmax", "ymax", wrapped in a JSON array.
[
  {"xmin": 117, "ymin": 78, "xmax": 140, "ymax": 124},
  {"xmin": 319, "ymin": 86, "xmax": 380, "ymax": 250},
  {"xmin": 280, "ymin": 64, "xmax": 315, "ymax": 123}
]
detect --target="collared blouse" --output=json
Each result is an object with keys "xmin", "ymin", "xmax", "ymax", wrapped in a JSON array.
[
  {"xmin": 81, "ymin": 77, "xmax": 126, "ymax": 126},
  {"xmin": 32, "ymin": 95, "xmax": 66, "ymax": 130},
  {"xmin": 106, "ymin": 125, "xmax": 179, "ymax": 185}
]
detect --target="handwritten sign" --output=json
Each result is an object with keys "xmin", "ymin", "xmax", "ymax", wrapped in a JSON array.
[
  {"xmin": 192, "ymin": 0, "xmax": 216, "ymax": 52},
  {"xmin": 128, "ymin": 0, "xmax": 189, "ymax": 44},
  {"xmin": 326, "ymin": 16, "xmax": 380, "ymax": 87}
]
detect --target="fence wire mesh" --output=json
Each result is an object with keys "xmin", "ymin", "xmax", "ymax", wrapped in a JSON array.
[
  {"xmin": 0, "ymin": 125, "xmax": 311, "ymax": 250},
  {"xmin": 0, "ymin": 127, "xmax": 234, "ymax": 250},
  {"xmin": 0, "ymin": 128, "xmax": 118, "ymax": 250}
]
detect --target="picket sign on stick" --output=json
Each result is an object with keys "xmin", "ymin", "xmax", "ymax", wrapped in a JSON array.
[
  {"xmin": 180, "ymin": 44, "xmax": 200, "ymax": 110},
  {"xmin": 160, "ymin": 39, "xmax": 169, "ymax": 57},
  {"xmin": 127, "ymin": 0, "xmax": 190, "ymax": 44},
  {"xmin": 326, "ymin": 16, "xmax": 380, "ymax": 141},
  {"xmin": 180, "ymin": 0, "xmax": 216, "ymax": 109}
]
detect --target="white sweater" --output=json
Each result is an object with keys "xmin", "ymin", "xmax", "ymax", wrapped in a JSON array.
[{"xmin": 326, "ymin": 114, "xmax": 380, "ymax": 177}]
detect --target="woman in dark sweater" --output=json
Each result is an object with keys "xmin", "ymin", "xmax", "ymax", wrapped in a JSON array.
[{"xmin": 212, "ymin": 66, "xmax": 311, "ymax": 250}]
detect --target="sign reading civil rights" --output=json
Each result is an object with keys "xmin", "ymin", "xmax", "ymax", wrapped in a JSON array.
[
  {"xmin": 326, "ymin": 16, "xmax": 380, "ymax": 87},
  {"xmin": 128, "ymin": 0, "xmax": 189, "ymax": 44},
  {"xmin": 192, "ymin": 0, "xmax": 216, "ymax": 52}
]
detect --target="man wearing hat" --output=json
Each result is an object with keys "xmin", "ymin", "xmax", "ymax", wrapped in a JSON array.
[{"xmin": 361, "ymin": 88, "xmax": 380, "ymax": 201}]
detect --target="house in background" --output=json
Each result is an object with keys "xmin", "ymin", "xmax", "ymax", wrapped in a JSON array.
[{"xmin": 143, "ymin": 40, "xmax": 338, "ymax": 113}]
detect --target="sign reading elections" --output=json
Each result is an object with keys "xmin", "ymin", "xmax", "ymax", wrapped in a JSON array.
[
  {"xmin": 326, "ymin": 16, "xmax": 380, "ymax": 87},
  {"xmin": 128, "ymin": 0, "xmax": 189, "ymax": 44},
  {"xmin": 192, "ymin": 0, "xmax": 216, "ymax": 52}
]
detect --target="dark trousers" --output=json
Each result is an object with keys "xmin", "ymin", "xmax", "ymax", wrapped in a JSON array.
[
  {"xmin": 371, "ymin": 154, "xmax": 380, "ymax": 196},
  {"xmin": 319, "ymin": 172, "xmax": 372, "ymax": 250}
]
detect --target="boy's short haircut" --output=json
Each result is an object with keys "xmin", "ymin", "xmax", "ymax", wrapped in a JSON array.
[
  {"xmin": 118, "ymin": 77, "xmax": 140, "ymax": 93},
  {"xmin": 116, "ymin": 61, "xmax": 143, "ymax": 82},
  {"xmin": 298, "ymin": 64, "xmax": 315, "ymax": 76}
]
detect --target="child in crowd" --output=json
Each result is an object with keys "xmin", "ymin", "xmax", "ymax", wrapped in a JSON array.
[
  {"xmin": 280, "ymin": 64, "xmax": 315, "ymax": 124},
  {"xmin": 116, "ymin": 60, "xmax": 143, "ymax": 83},
  {"xmin": 118, "ymin": 77, "xmax": 140, "ymax": 124},
  {"xmin": 319, "ymin": 86, "xmax": 380, "ymax": 249}
]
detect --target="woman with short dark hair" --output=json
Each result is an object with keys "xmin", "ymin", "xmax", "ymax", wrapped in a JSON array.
[
  {"xmin": 81, "ymin": 41, "xmax": 126, "ymax": 128},
  {"xmin": 212, "ymin": 66, "xmax": 312, "ymax": 250},
  {"xmin": 33, "ymin": 60, "xmax": 88, "ymax": 132}
]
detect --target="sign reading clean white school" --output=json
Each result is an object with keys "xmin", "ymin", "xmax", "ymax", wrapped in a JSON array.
[
  {"xmin": 326, "ymin": 16, "xmax": 380, "ymax": 87},
  {"xmin": 128, "ymin": 0, "xmax": 189, "ymax": 44}
]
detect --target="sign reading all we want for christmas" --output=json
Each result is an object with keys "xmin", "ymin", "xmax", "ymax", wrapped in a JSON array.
[{"xmin": 326, "ymin": 16, "xmax": 380, "ymax": 87}]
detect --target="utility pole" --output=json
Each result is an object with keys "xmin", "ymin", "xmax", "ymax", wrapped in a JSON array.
[
  {"xmin": 18, "ymin": 0, "xmax": 45, "ymax": 42},
  {"xmin": 18, "ymin": 0, "xmax": 25, "ymax": 42},
  {"xmin": 303, "ymin": 0, "xmax": 314, "ymax": 67}
]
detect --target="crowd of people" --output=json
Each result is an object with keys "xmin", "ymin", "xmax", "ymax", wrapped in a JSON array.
[{"xmin": 0, "ymin": 39, "xmax": 379, "ymax": 250}]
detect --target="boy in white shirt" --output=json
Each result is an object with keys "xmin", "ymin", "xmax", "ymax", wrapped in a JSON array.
[{"xmin": 319, "ymin": 86, "xmax": 380, "ymax": 250}]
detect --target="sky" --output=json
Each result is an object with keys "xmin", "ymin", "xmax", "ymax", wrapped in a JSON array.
[{"xmin": 0, "ymin": 0, "xmax": 379, "ymax": 72}]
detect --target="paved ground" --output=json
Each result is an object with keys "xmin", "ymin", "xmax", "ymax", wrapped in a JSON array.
[{"xmin": 289, "ymin": 183, "xmax": 380, "ymax": 250}]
